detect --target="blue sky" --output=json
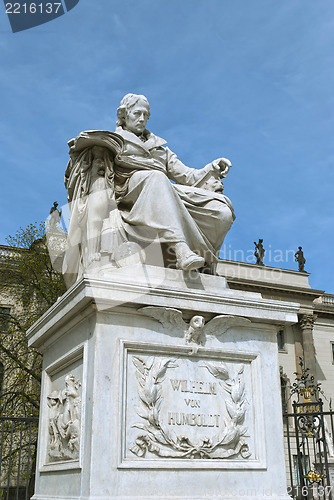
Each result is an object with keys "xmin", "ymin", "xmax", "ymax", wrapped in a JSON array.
[{"xmin": 0, "ymin": 0, "xmax": 333, "ymax": 292}]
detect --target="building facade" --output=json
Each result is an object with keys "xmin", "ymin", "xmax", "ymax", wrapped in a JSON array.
[{"xmin": 216, "ymin": 260, "xmax": 334, "ymax": 402}]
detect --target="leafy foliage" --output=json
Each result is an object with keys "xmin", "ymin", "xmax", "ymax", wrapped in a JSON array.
[{"xmin": 0, "ymin": 222, "xmax": 66, "ymax": 416}]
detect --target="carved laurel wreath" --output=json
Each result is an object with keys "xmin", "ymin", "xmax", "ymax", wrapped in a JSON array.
[{"xmin": 130, "ymin": 356, "xmax": 250, "ymax": 459}]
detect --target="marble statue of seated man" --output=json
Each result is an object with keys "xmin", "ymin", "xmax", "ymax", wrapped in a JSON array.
[{"xmin": 63, "ymin": 93, "xmax": 235, "ymax": 285}]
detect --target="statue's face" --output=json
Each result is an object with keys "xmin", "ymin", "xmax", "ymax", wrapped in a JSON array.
[{"xmin": 124, "ymin": 101, "xmax": 150, "ymax": 135}]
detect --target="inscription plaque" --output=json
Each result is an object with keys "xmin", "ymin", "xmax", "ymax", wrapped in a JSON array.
[{"xmin": 121, "ymin": 343, "xmax": 264, "ymax": 468}]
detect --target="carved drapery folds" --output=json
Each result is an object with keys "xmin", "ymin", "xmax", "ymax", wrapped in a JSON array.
[{"xmin": 47, "ymin": 374, "xmax": 81, "ymax": 462}]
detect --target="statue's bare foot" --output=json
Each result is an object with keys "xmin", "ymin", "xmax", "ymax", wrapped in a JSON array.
[{"xmin": 173, "ymin": 242, "xmax": 205, "ymax": 272}]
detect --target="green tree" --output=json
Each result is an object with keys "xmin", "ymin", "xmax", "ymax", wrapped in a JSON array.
[{"xmin": 0, "ymin": 222, "xmax": 66, "ymax": 416}]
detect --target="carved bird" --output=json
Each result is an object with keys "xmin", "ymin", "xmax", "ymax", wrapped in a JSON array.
[
  {"xmin": 185, "ymin": 315, "xmax": 205, "ymax": 344},
  {"xmin": 139, "ymin": 306, "xmax": 251, "ymax": 347}
]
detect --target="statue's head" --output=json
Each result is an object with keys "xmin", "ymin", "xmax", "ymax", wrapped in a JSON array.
[
  {"xmin": 65, "ymin": 374, "xmax": 76, "ymax": 386},
  {"xmin": 117, "ymin": 93, "xmax": 151, "ymax": 135}
]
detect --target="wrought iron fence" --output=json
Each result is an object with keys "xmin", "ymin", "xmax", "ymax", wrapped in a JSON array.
[
  {"xmin": 0, "ymin": 416, "xmax": 38, "ymax": 500},
  {"xmin": 283, "ymin": 402, "xmax": 334, "ymax": 500}
]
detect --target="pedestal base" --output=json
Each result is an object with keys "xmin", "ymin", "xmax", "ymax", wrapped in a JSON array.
[
  {"xmin": 328, "ymin": 458, "xmax": 334, "ymax": 486},
  {"xmin": 28, "ymin": 265, "xmax": 299, "ymax": 500}
]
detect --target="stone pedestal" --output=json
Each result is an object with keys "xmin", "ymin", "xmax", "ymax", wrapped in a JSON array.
[
  {"xmin": 328, "ymin": 458, "xmax": 334, "ymax": 487},
  {"xmin": 27, "ymin": 265, "xmax": 299, "ymax": 500}
]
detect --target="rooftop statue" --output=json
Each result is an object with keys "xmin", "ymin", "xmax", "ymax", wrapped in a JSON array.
[
  {"xmin": 254, "ymin": 239, "xmax": 265, "ymax": 266},
  {"xmin": 63, "ymin": 94, "xmax": 235, "ymax": 286},
  {"xmin": 295, "ymin": 246, "xmax": 306, "ymax": 273},
  {"xmin": 49, "ymin": 201, "xmax": 62, "ymax": 229}
]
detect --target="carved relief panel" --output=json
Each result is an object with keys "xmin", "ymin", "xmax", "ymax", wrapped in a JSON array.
[
  {"xmin": 120, "ymin": 342, "xmax": 265, "ymax": 469},
  {"xmin": 47, "ymin": 373, "xmax": 81, "ymax": 462},
  {"xmin": 43, "ymin": 349, "xmax": 83, "ymax": 468}
]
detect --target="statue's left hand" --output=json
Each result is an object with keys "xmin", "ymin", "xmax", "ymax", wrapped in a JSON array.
[{"xmin": 211, "ymin": 158, "xmax": 232, "ymax": 178}]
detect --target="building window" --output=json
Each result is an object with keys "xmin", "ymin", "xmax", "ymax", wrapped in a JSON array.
[
  {"xmin": 277, "ymin": 329, "xmax": 285, "ymax": 351},
  {"xmin": 331, "ymin": 342, "xmax": 334, "ymax": 364}
]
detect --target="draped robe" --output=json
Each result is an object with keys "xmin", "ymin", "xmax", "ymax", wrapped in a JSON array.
[
  {"xmin": 114, "ymin": 126, "xmax": 235, "ymax": 260},
  {"xmin": 63, "ymin": 127, "xmax": 235, "ymax": 284}
]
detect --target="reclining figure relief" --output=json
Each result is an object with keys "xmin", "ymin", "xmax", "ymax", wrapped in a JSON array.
[{"xmin": 63, "ymin": 93, "xmax": 235, "ymax": 287}]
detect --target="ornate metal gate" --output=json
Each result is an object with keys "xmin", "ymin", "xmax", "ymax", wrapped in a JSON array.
[{"xmin": 283, "ymin": 360, "xmax": 334, "ymax": 500}]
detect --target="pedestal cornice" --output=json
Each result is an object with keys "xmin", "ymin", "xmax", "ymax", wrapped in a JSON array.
[{"xmin": 27, "ymin": 265, "xmax": 299, "ymax": 351}]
